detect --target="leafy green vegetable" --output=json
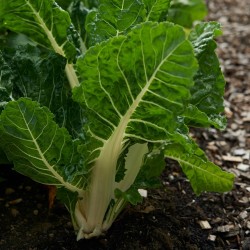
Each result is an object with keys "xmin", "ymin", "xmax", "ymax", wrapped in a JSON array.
[
  {"xmin": 85, "ymin": 0, "xmax": 146, "ymax": 46},
  {"xmin": 168, "ymin": 0, "xmax": 207, "ymax": 28},
  {"xmin": 0, "ymin": 98, "xmax": 86, "ymax": 191},
  {"xmin": 0, "ymin": 0, "xmax": 78, "ymax": 60},
  {"xmin": 0, "ymin": 0, "xmax": 234, "ymax": 240},
  {"xmin": 165, "ymin": 142, "xmax": 234, "ymax": 194},
  {"xmin": 0, "ymin": 0, "xmax": 80, "ymax": 88},
  {"xmin": 183, "ymin": 22, "xmax": 227, "ymax": 129},
  {"xmin": 0, "ymin": 45, "xmax": 84, "ymax": 137}
]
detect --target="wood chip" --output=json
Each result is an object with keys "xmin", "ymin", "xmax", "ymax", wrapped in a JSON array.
[
  {"xmin": 237, "ymin": 163, "xmax": 250, "ymax": 172},
  {"xmin": 10, "ymin": 208, "xmax": 19, "ymax": 217},
  {"xmin": 239, "ymin": 197, "xmax": 250, "ymax": 204},
  {"xmin": 233, "ymin": 148, "xmax": 246, "ymax": 156},
  {"xmin": 239, "ymin": 211, "xmax": 248, "ymax": 220},
  {"xmin": 243, "ymin": 151, "xmax": 250, "ymax": 160},
  {"xmin": 207, "ymin": 144, "xmax": 218, "ymax": 152},
  {"xmin": 208, "ymin": 234, "xmax": 216, "ymax": 242},
  {"xmin": 8, "ymin": 198, "xmax": 23, "ymax": 205},
  {"xmin": 141, "ymin": 205, "xmax": 155, "ymax": 214},
  {"xmin": 243, "ymin": 117, "xmax": 250, "ymax": 122},
  {"xmin": 217, "ymin": 224, "xmax": 233, "ymax": 233},
  {"xmin": 198, "ymin": 220, "xmax": 212, "ymax": 229},
  {"xmin": 240, "ymin": 173, "xmax": 250, "ymax": 181},
  {"xmin": 222, "ymin": 155, "xmax": 242, "ymax": 162},
  {"xmin": 217, "ymin": 224, "xmax": 240, "ymax": 237},
  {"xmin": 211, "ymin": 217, "xmax": 223, "ymax": 224},
  {"xmin": 5, "ymin": 188, "xmax": 15, "ymax": 195},
  {"xmin": 33, "ymin": 210, "xmax": 39, "ymax": 216},
  {"xmin": 225, "ymin": 107, "xmax": 233, "ymax": 118},
  {"xmin": 138, "ymin": 189, "xmax": 147, "ymax": 198}
]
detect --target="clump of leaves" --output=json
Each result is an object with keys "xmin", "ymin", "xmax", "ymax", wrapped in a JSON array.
[{"xmin": 0, "ymin": 0, "xmax": 234, "ymax": 240}]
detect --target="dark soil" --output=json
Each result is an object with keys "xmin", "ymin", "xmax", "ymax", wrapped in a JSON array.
[{"xmin": 0, "ymin": 0, "xmax": 249, "ymax": 249}]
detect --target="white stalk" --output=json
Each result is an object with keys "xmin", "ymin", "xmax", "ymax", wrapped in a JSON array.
[
  {"xmin": 74, "ymin": 51, "xmax": 157, "ymax": 237},
  {"xmin": 115, "ymin": 143, "xmax": 148, "ymax": 192},
  {"xmin": 82, "ymin": 123, "xmax": 126, "ymax": 233},
  {"xmin": 65, "ymin": 63, "xmax": 80, "ymax": 89},
  {"xmin": 26, "ymin": 1, "xmax": 80, "ymax": 89}
]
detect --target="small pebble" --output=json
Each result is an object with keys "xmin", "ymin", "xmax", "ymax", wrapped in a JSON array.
[
  {"xmin": 33, "ymin": 210, "xmax": 39, "ymax": 216},
  {"xmin": 8, "ymin": 198, "xmax": 23, "ymax": 205},
  {"xmin": 25, "ymin": 186, "xmax": 32, "ymax": 191},
  {"xmin": 11, "ymin": 208, "xmax": 20, "ymax": 217},
  {"xmin": 231, "ymin": 123, "xmax": 238, "ymax": 130},
  {"xmin": 5, "ymin": 188, "xmax": 15, "ymax": 195}
]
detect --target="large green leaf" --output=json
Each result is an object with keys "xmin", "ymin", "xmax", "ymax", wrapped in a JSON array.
[
  {"xmin": 185, "ymin": 22, "xmax": 226, "ymax": 129},
  {"xmin": 85, "ymin": 0, "xmax": 146, "ymax": 46},
  {"xmin": 143, "ymin": 0, "xmax": 171, "ymax": 22},
  {"xmin": 74, "ymin": 22, "xmax": 198, "ymax": 165},
  {"xmin": 0, "ymin": 147, "xmax": 10, "ymax": 165},
  {"xmin": 0, "ymin": 0, "xmax": 79, "ymax": 61},
  {"xmin": 0, "ymin": 45, "xmax": 85, "ymax": 137},
  {"xmin": 165, "ymin": 143, "xmax": 235, "ymax": 195},
  {"xmin": 182, "ymin": 104, "xmax": 226, "ymax": 129},
  {"xmin": 68, "ymin": 0, "xmax": 89, "ymax": 52},
  {"xmin": 0, "ymin": 98, "xmax": 86, "ymax": 193},
  {"xmin": 0, "ymin": 50, "xmax": 14, "ymax": 112},
  {"xmin": 168, "ymin": 0, "xmax": 207, "ymax": 28}
]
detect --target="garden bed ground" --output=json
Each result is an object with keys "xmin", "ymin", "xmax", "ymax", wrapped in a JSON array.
[{"xmin": 0, "ymin": 0, "xmax": 249, "ymax": 249}]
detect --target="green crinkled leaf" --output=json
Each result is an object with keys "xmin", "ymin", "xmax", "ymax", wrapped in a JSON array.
[
  {"xmin": 143, "ymin": 0, "xmax": 171, "ymax": 22},
  {"xmin": 183, "ymin": 104, "xmax": 226, "ymax": 129},
  {"xmin": 0, "ymin": 50, "xmax": 14, "ymax": 111},
  {"xmin": 0, "ymin": 0, "xmax": 79, "ymax": 61},
  {"xmin": 74, "ymin": 22, "xmax": 198, "ymax": 165},
  {"xmin": 68, "ymin": 0, "xmax": 89, "ymax": 52},
  {"xmin": 168, "ymin": 0, "xmax": 207, "ymax": 28},
  {"xmin": 187, "ymin": 22, "xmax": 226, "ymax": 129},
  {"xmin": 85, "ymin": 0, "xmax": 146, "ymax": 46},
  {"xmin": 165, "ymin": 143, "xmax": 234, "ymax": 195},
  {"xmin": 0, "ymin": 45, "xmax": 85, "ymax": 138},
  {"xmin": 0, "ymin": 98, "xmax": 86, "ymax": 192}
]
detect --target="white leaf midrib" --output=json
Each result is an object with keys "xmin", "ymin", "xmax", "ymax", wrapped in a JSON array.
[
  {"xmin": 118, "ymin": 33, "xmax": 187, "ymax": 140},
  {"xmin": 25, "ymin": 1, "xmax": 65, "ymax": 57}
]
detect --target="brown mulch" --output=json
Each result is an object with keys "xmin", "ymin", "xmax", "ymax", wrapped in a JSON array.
[{"xmin": 0, "ymin": 0, "xmax": 249, "ymax": 249}]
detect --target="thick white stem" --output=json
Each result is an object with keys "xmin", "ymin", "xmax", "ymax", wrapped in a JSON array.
[
  {"xmin": 83, "ymin": 139, "xmax": 121, "ymax": 231},
  {"xmin": 65, "ymin": 63, "xmax": 80, "ymax": 89}
]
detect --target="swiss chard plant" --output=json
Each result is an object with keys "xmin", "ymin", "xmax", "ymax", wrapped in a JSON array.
[{"xmin": 0, "ymin": 0, "xmax": 234, "ymax": 240}]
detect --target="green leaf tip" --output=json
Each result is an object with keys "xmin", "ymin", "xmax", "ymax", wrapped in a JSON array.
[{"xmin": 165, "ymin": 143, "xmax": 235, "ymax": 195}]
